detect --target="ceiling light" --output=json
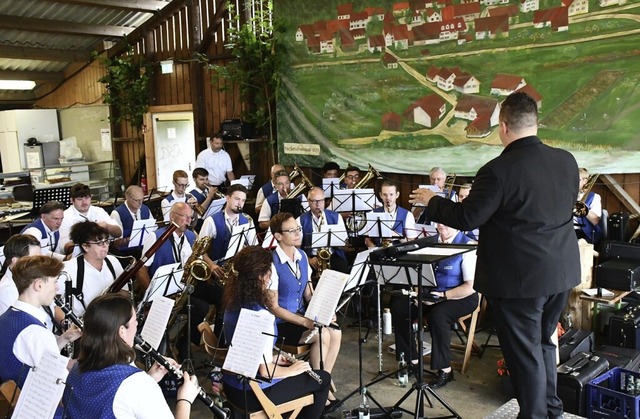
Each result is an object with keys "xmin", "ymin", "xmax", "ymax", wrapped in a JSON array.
[{"xmin": 0, "ymin": 80, "xmax": 36, "ymax": 90}]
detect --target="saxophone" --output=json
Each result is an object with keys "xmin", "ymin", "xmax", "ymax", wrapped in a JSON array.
[{"xmin": 167, "ymin": 236, "xmax": 212, "ymax": 328}]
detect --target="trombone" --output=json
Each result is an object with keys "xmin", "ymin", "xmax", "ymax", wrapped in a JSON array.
[{"xmin": 574, "ymin": 173, "xmax": 599, "ymax": 217}]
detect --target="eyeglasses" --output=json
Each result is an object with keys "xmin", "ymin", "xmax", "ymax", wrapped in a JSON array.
[
  {"xmin": 86, "ymin": 239, "xmax": 111, "ymax": 247},
  {"xmin": 345, "ymin": 175, "xmax": 360, "ymax": 180},
  {"xmin": 175, "ymin": 183, "xmax": 189, "ymax": 188},
  {"xmin": 281, "ymin": 226, "xmax": 302, "ymax": 235},
  {"xmin": 173, "ymin": 213, "xmax": 194, "ymax": 220},
  {"xmin": 129, "ymin": 198, "xmax": 144, "ymax": 203},
  {"xmin": 309, "ymin": 199, "xmax": 324, "ymax": 204}
]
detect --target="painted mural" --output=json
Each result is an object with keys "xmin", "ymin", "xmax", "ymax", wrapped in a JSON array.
[{"xmin": 274, "ymin": 0, "xmax": 640, "ymax": 175}]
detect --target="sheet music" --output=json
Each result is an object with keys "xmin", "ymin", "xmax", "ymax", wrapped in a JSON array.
[
  {"xmin": 128, "ymin": 218, "xmax": 157, "ymax": 248},
  {"xmin": 345, "ymin": 248, "xmax": 374, "ymax": 292},
  {"xmin": 364, "ymin": 214, "xmax": 399, "ymax": 238},
  {"xmin": 373, "ymin": 263, "xmax": 437, "ymax": 288},
  {"xmin": 411, "ymin": 223, "xmax": 437, "ymax": 238},
  {"xmin": 140, "ymin": 296, "xmax": 175, "ymax": 350},
  {"xmin": 305, "ymin": 269, "xmax": 349, "ymax": 325},
  {"xmin": 223, "ymin": 309, "xmax": 274, "ymax": 378},
  {"xmin": 408, "ymin": 247, "xmax": 468, "ymax": 257},
  {"xmin": 12, "ymin": 351, "xmax": 69, "ymax": 419},
  {"xmin": 143, "ymin": 262, "xmax": 183, "ymax": 302},
  {"xmin": 241, "ymin": 174, "xmax": 256, "ymax": 189},
  {"xmin": 322, "ymin": 178, "xmax": 340, "ymax": 197},
  {"xmin": 332, "ymin": 188, "xmax": 376, "ymax": 212},
  {"xmin": 311, "ymin": 227, "xmax": 347, "ymax": 248},
  {"xmin": 203, "ymin": 197, "xmax": 226, "ymax": 219},
  {"xmin": 261, "ymin": 228, "xmax": 277, "ymax": 249},
  {"xmin": 223, "ymin": 224, "xmax": 251, "ymax": 260}
]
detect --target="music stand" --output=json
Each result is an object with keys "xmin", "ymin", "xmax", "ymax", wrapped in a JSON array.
[
  {"xmin": 203, "ymin": 197, "xmax": 226, "ymax": 219},
  {"xmin": 280, "ymin": 198, "xmax": 305, "ymax": 219},
  {"xmin": 261, "ymin": 228, "xmax": 277, "ymax": 250},
  {"xmin": 31, "ymin": 186, "xmax": 70, "ymax": 216},
  {"xmin": 219, "ymin": 223, "xmax": 256, "ymax": 263},
  {"xmin": 139, "ymin": 263, "xmax": 184, "ymax": 313},
  {"xmin": 370, "ymin": 243, "xmax": 475, "ymax": 419},
  {"xmin": 309, "ymin": 227, "xmax": 348, "ymax": 252},
  {"xmin": 322, "ymin": 178, "xmax": 340, "ymax": 202},
  {"xmin": 128, "ymin": 219, "xmax": 157, "ymax": 248},
  {"xmin": 363, "ymin": 215, "xmax": 404, "ymax": 244}
]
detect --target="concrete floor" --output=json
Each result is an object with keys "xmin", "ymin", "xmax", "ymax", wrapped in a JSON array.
[{"xmin": 182, "ymin": 314, "xmax": 512, "ymax": 418}]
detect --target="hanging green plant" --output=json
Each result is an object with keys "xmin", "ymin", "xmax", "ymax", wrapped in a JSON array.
[{"xmin": 94, "ymin": 47, "xmax": 152, "ymax": 134}]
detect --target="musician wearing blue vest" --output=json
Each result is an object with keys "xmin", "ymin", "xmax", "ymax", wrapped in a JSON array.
[
  {"xmin": 575, "ymin": 167, "xmax": 602, "ymax": 244},
  {"xmin": 413, "ymin": 167, "xmax": 458, "ymax": 225},
  {"xmin": 267, "ymin": 212, "xmax": 342, "ymax": 406},
  {"xmin": 138, "ymin": 202, "xmax": 223, "ymax": 357},
  {"xmin": 160, "ymin": 170, "xmax": 198, "ymax": 222},
  {"xmin": 255, "ymin": 163, "xmax": 285, "ymax": 215},
  {"xmin": 189, "ymin": 167, "xmax": 218, "ymax": 209},
  {"xmin": 458, "ymin": 183, "xmax": 479, "ymax": 241},
  {"xmin": 201, "ymin": 184, "xmax": 257, "ymax": 280},
  {"xmin": 110, "ymin": 185, "xmax": 152, "ymax": 256},
  {"xmin": 0, "ymin": 256, "xmax": 80, "ymax": 388},
  {"xmin": 364, "ymin": 180, "xmax": 417, "ymax": 248},
  {"xmin": 62, "ymin": 293, "xmax": 198, "ymax": 419},
  {"xmin": 390, "ymin": 223, "xmax": 477, "ymax": 389},
  {"xmin": 21, "ymin": 200, "xmax": 65, "ymax": 260},
  {"xmin": 222, "ymin": 246, "xmax": 331, "ymax": 417},
  {"xmin": 258, "ymin": 171, "xmax": 308, "ymax": 230},
  {"xmin": 58, "ymin": 183, "xmax": 122, "ymax": 259},
  {"xmin": 59, "ymin": 221, "xmax": 124, "ymax": 318},
  {"xmin": 298, "ymin": 187, "xmax": 348, "ymax": 274}
]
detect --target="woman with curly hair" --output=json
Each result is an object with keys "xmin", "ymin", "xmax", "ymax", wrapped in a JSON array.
[
  {"xmin": 222, "ymin": 245, "xmax": 331, "ymax": 418},
  {"xmin": 62, "ymin": 293, "xmax": 198, "ymax": 418}
]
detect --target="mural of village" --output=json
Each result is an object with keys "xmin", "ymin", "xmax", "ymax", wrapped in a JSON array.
[{"xmin": 274, "ymin": 0, "xmax": 640, "ymax": 174}]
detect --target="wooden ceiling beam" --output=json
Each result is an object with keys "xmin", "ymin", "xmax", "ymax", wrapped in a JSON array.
[
  {"xmin": 0, "ymin": 45, "xmax": 91, "ymax": 62},
  {"xmin": 42, "ymin": 0, "xmax": 167, "ymax": 13},
  {"xmin": 197, "ymin": 0, "xmax": 227, "ymax": 54},
  {"xmin": 0, "ymin": 70, "xmax": 64, "ymax": 83},
  {"xmin": 0, "ymin": 91, "xmax": 37, "ymax": 104},
  {"xmin": 0, "ymin": 14, "xmax": 134, "ymax": 37}
]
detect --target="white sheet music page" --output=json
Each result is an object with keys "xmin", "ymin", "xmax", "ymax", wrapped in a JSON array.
[
  {"xmin": 305, "ymin": 269, "xmax": 349, "ymax": 325},
  {"xmin": 223, "ymin": 309, "xmax": 274, "ymax": 378},
  {"xmin": 129, "ymin": 218, "xmax": 157, "ymax": 248},
  {"xmin": 12, "ymin": 351, "xmax": 69, "ymax": 419},
  {"xmin": 140, "ymin": 296, "xmax": 175, "ymax": 350}
]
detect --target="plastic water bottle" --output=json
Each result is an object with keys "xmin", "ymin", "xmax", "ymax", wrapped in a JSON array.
[
  {"xmin": 210, "ymin": 366, "xmax": 224, "ymax": 407},
  {"xmin": 398, "ymin": 352, "xmax": 409, "ymax": 387},
  {"xmin": 358, "ymin": 388, "xmax": 370, "ymax": 419},
  {"xmin": 383, "ymin": 308, "xmax": 392, "ymax": 335}
]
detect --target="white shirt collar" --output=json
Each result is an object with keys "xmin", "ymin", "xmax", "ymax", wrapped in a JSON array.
[
  {"xmin": 13, "ymin": 300, "xmax": 48, "ymax": 324},
  {"xmin": 275, "ymin": 243, "xmax": 302, "ymax": 265}
]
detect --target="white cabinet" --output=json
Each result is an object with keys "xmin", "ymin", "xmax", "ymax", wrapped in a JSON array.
[{"xmin": 0, "ymin": 109, "xmax": 60, "ymax": 172}]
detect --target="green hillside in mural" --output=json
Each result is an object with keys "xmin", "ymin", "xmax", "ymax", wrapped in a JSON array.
[{"xmin": 274, "ymin": 0, "xmax": 640, "ymax": 172}]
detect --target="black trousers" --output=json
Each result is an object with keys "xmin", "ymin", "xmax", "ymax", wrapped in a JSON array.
[
  {"xmin": 225, "ymin": 370, "xmax": 331, "ymax": 419},
  {"xmin": 390, "ymin": 292, "xmax": 478, "ymax": 369},
  {"xmin": 187, "ymin": 280, "xmax": 224, "ymax": 345},
  {"xmin": 488, "ymin": 291, "xmax": 569, "ymax": 419}
]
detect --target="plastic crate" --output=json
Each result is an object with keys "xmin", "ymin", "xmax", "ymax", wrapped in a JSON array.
[{"xmin": 587, "ymin": 367, "xmax": 640, "ymax": 418}]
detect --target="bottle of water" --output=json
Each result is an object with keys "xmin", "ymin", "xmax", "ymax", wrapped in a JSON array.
[
  {"xmin": 398, "ymin": 352, "xmax": 409, "ymax": 387},
  {"xmin": 383, "ymin": 308, "xmax": 392, "ymax": 335},
  {"xmin": 358, "ymin": 388, "xmax": 370, "ymax": 419}
]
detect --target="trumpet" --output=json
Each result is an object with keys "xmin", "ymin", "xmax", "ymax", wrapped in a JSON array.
[
  {"xmin": 186, "ymin": 193, "xmax": 206, "ymax": 217},
  {"xmin": 135, "ymin": 335, "xmax": 230, "ymax": 419},
  {"xmin": 574, "ymin": 173, "xmax": 599, "ymax": 217}
]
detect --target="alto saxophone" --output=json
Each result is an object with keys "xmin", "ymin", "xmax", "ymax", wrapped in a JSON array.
[{"xmin": 167, "ymin": 236, "xmax": 212, "ymax": 328}]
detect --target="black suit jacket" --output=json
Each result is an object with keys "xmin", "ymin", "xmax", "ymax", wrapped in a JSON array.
[{"xmin": 427, "ymin": 136, "xmax": 581, "ymax": 298}]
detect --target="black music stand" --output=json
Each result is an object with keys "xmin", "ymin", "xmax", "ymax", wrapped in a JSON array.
[
  {"xmin": 31, "ymin": 186, "xmax": 71, "ymax": 216},
  {"xmin": 280, "ymin": 198, "xmax": 305, "ymax": 219},
  {"xmin": 369, "ymin": 243, "xmax": 475, "ymax": 419},
  {"xmin": 364, "ymin": 215, "xmax": 405, "ymax": 245},
  {"xmin": 218, "ymin": 223, "xmax": 257, "ymax": 265}
]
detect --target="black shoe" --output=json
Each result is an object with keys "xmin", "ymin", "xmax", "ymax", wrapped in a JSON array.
[
  {"xmin": 429, "ymin": 369, "xmax": 453, "ymax": 389},
  {"xmin": 323, "ymin": 398, "xmax": 342, "ymax": 415}
]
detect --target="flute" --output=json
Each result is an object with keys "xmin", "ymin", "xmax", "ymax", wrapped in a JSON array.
[
  {"xmin": 134, "ymin": 335, "xmax": 230, "ymax": 419},
  {"xmin": 275, "ymin": 349, "xmax": 323, "ymax": 384},
  {"xmin": 54, "ymin": 296, "xmax": 84, "ymax": 330}
]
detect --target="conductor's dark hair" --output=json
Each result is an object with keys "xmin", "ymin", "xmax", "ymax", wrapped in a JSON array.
[{"xmin": 499, "ymin": 92, "xmax": 538, "ymax": 132}]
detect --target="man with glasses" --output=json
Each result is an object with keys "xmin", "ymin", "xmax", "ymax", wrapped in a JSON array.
[
  {"xmin": 58, "ymin": 183, "xmax": 122, "ymax": 259},
  {"xmin": 138, "ymin": 202, "xmax": 223, "ymax": 359},
  {"xmin": 298, "ymin": 187, "xmax": 348, "ymax": 274},
  {"xmin": 110, "ymin": 185, "xmax": 153, "ymax": 258},
  {"xmin": 59, "ymin": 221, "xmax": 124, "ymax": 317},
  {"xmin": 0, "ymin": 256, "xmax": 81, "ymax": 388},
  {"xmin": 255, "ymin": 163, "xmax": 285, "ymax": 215},
  {"xmin": 258, "ymin": 170, "xmax": 308, "ymax": 230},
  {"xmin": 161, "ymin": 170, "xmax": 198, "ymax": 222},
  {"xmin": 343, "ymin": 165, "xmax": 361, "ymax": 190},
  {"xmin": 195, "ymin": 133, "xmax": 236, "ymax": 187},
  {"xmin": 21, "ymin": 200, "xmax": 65, "ymax": 260},
  {"xmin": 267, "ymin": 212, "xmax": 342, "ymax": 407}
]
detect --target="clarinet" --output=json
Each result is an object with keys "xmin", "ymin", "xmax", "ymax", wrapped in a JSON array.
[
  {"xmin": 134, "ymin": 335, "xmax": 230, "ymax": 419},
  {"xmin": 276, "ymin": 349, "xmax": 323, "ymax": 384},
  {"xmin": 54, "ymin": 296, "xmax": 84, "ymax": 330}
]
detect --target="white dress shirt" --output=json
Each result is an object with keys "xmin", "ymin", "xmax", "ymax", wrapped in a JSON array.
[{"xmin": 195, "ymin": 148, "xmax": 233, "ymax": 185}]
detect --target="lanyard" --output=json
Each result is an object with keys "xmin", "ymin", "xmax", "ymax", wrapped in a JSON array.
[{"xmin": 171, "ymin": 234, "xmax": 185, "ymax": 265}]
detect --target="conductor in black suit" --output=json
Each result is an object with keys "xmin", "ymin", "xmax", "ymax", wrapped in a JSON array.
[{"xmin": 410, "ymin": 92, "xmax": 580, "ymax": 419}]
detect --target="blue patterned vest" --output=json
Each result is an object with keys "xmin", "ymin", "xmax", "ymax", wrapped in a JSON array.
[
  {"xmin": 578, "ymin": 192, "xmax": 603, "ymax": 244},
  {"xmin": 63, "ymin": 364, "xmax": 139, "ymax": 419},
  {"xmin": 147, "ymin": 228, "xmax": 196, "ymax": 279},
  {"xmin": 273, "ymin": 250, "xmax": 309, "ymax": 324},
  {"xmin": 114, "ymin": 203, "xmax": 151, "ymax": 250},
  {"xmin": 207, "ymin": 211, "xmax": 249, "ymax": 262},
  {"xmin": 433, "ymin": 232, "xmax": 473, "ymax": 292},
  {"xmin": 20, "ymin": 218, "xmax": 59, "ymax": 252},
  {"xmin": 0, "ymin": 308, "xmax": 45, "ymax": 387},
  {"xmin": 371, "ymin": 206, "xmax": 410, "ymax": 245},
  {"xmin": 299, "ymin": 210, "xmax": 346, "ymax": 261}
]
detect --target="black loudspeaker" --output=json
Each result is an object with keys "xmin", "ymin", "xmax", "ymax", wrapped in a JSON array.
[
  {"xmin": 608, "ymin": 212, "xmax": 630, "ymax": 242},
  {"xmin": 220, "ymin": 119, "xmax": 255, "ymax": 140}
]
